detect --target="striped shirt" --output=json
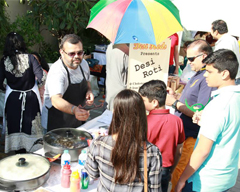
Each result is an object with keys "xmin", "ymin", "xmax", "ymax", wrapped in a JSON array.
[{"xmin": 85, "ymin": 135, "xmax": 162, "ymax": 192}]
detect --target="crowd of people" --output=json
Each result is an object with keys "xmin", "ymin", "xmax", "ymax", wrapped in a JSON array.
[{"xmin": 0, "ymin": 19, "xmax": 240, "ymax": 192}]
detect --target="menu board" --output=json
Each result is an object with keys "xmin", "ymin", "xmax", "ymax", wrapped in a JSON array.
[{"xmin": 127, "ymin": 39, "xmax": 171, "ymax": 92}]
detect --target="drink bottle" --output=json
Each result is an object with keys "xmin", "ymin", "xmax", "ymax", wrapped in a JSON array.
[
  {"xmin": 81, "ymin": 169, "xmax": 89, "ymax": 189},
  {"xmin": 78, "ymin": 148, "xmax": 87, "ymax": 171},
  {"xmin": 70, "ymin": 170, "xmax": 81, "ymax": 192},
  {"xmin": 61, "ymin": 150, "xmax": 71, "ymax": 167},
  {"xmin": 61, "ymin": 162, "xmax": 72, "ymax": 188}
]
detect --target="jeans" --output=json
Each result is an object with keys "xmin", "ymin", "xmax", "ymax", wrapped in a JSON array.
[
  {"xmin": 169, "ymin": 65, "xmax": 176, "ymax": 75},
  {"xmin": 161, "ymin": 167, "xmax": 172, "ymax": 192},
  {"xmin": 182, "ymin": 181, "xmax": 230, "ymax": 192},
  {"xmin": 182, "ymin": 181, "xmax": 195, "ymax": 192}
]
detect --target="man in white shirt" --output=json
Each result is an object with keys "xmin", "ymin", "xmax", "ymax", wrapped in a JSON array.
[
  {"xmin": 211, "ymin": 19, "xmax": 240, "ymax": 84},
  {"xmin": 42, "ymin": 34, "xmax": 94, "ymax": 131}
]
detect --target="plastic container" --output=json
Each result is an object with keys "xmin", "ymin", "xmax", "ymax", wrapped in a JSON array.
[
  {"xmin": 61, "ymin": 163, "xmax": 72, "ymax": 188},
  {"xmin": 61, "ymin": 150, "xmax": 71, "ymax": 167},
  {"xmin": 81, "ymin": 169, "xmax": 89, "ymax": 189},
  {"xmin": 70, "ymin": 170, "xmax": 81, "ymax": 192},
  {"xmin": 78, "ymin": 148, "xmax": 87, "ymax": 171}
]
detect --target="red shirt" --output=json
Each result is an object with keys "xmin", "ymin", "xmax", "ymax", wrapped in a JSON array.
[
  {"xmin": 169, "ymin": 33, "xmax": 179, "ymax": 66},
  {"xmin": 147, "ymin": 109, "xmax": 185, "ymax": 167}
]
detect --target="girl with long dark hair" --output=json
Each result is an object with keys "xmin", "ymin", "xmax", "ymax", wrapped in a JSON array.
[
  {"xmin": 0, "ymin": 32, "xmax": 46, "ymax": 153},
  {"xmin": 85, "ymin": 89, "xmax": 162, "ymax": 191}
]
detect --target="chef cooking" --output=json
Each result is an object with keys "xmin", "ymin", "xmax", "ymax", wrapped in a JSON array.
[{"xmin": 41, "ymin": 34, "xmax": 94, "ymax": 132}]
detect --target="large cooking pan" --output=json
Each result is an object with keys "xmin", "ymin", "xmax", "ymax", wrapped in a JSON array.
[
  {"xmin": 0, "ymin": 153, "xmax": 50, "ymax": 191},
  {"xmin": 43, "ymin": 128, "xmax": 93, "ymax": 161}
]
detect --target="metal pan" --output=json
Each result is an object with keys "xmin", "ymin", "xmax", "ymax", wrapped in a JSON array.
[
  {"xmin": 43, "ymin": 128, "xmax": 93, "ymax": 161},
  {"xmin": 0, "ymin": 153, "xmax": 51, "ymax": 191}
]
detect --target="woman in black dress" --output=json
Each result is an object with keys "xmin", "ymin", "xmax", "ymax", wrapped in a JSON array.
[{"xmin": 0, "ymin": 32, "xmax": 46, "ymax": 153}]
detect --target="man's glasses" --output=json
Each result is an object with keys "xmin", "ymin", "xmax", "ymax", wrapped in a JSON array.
[
  {"xmin": 62, "ymin": 50, "xmax": 84, "ymax": 57},
  {"xmin": 187, "ymin": 54, "xmax": 203, "ymax": 62}
]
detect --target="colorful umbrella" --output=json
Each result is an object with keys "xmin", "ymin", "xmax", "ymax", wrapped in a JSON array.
[{"xmin": 87, "ymin": 0, "xmax": 183, "ymax": 45}]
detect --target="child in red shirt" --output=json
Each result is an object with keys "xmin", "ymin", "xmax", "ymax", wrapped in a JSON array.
[{"xmin": 139, "ymin": 80, "xmax": 185, "ymax": 192}]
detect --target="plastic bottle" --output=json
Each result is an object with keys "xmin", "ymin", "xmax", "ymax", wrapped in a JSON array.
[
  {"xmin": 61, "ymin": 162, "xmax": 72, "ymax": 188},
  {"xmin": 70, "ymin": 170, "xmax": 81, "ymax": 192},
  {"xmin": 61, "ymin": 150, "xmax": 71, "ymax": 167},
  {"xmin": 78, "ymin": 148, "xmax": 93, "ymax": 186},
  {"xmin": 78, "ymin": 148, "xmax": 87, "ymax": 171}
]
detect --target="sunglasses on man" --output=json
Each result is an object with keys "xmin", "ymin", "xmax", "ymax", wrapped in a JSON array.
[
  {"xmin": 187, "ymin": 53, "xmax": 203, "ymax": 62},
  {"xmin": 62, "ymin": 50, "xmax": 84, "ymax": 57}
]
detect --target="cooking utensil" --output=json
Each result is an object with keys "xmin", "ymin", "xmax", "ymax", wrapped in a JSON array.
[
  {"xmin": 43, "ymin": 128, "xmax": 93, "ymax": 161},
  {"xmin": 0, "ymin": 153, "xmax": 50, "ymax": 191},
  {"xmin": 78, "ymin": 102, "xmax": 104, "ymax": 110},
  {"xmin": 46, "ymin": 153, "xmax": 61, "ymax": 162}
]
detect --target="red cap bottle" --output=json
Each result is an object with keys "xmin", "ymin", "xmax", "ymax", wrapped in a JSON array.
[{"xmin": 61, "ymin": 162, "xmax": 72, "ymax": 188}]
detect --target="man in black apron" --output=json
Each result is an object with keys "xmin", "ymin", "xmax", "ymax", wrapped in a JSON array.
[{"xmin": 42, "ymin": 34, "xmax": 94, "ymax": 131}]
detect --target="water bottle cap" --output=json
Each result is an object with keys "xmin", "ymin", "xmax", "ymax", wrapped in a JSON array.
[
  {"xmin": 64, "ymin": 150, "xmax": 69, "ymax": 154},
  {"xmin": 81, "ymin": 149, "xmax": 87, "ymax": 153}
]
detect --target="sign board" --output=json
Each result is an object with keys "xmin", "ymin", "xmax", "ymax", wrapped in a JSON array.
[{"xmin": 127, "ymin": 39, "xmax": 171, "ymax": 92}]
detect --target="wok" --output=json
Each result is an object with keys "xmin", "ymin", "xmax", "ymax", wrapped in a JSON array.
[{"xmin": 43, "ymin": 128, "xmax": 93, "ymax": 161}]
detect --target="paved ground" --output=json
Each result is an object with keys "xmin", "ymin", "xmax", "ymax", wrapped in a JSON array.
[{"xmin": 0, "ymin": 85, "xmax": 240, "ymax": 191}]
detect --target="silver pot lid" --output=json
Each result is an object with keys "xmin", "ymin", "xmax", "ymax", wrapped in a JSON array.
[
  {"xmin": 44, "ymin": 128, "xmax": 93, "ymax": 149},
  {"xmin": 0, "ymin": 154, "xmax": 50, "ymax": 181}
]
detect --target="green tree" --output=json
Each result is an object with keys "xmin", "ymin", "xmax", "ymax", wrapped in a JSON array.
[
  {"xmin": 10, "ymin": 15, "xmax": 44, "ymax": 49},
  {"xmin": 26, "ymin": 0, "xmax": 108, "ymax": 54},
  {"xmin": 26, "ymin": 0, "xmax": 99, "ymax": 40},
  {"xmin": 9, "ymin": 14, "xmax": 59, "ymax": 63},
  {"xmin": 0, "ymin": 0, "xmax": 10, "ymax": 55}
]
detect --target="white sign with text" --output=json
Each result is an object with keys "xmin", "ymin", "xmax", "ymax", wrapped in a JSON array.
[{"xmin": 127, "ymin": 39, "xmax": 171, "ymax": 92}]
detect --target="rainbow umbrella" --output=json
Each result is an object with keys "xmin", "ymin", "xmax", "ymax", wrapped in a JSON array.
[{"xmin": 87, "ymin": 0, "xmax": 183, "ymax": 45}]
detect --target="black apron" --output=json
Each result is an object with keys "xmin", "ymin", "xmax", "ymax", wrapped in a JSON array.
[{"xmin": 47, "ymin": 60, "xmax": 88, "ymax": 131}]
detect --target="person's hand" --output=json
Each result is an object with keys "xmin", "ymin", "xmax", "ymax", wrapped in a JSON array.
[
  {"xmin": 86, "ymin": 91, "xmax": 94, "ymax": 105},
  {"xmin": 167, "ymin": 87, "xmax": 175, "ymax": 95},
  {"xmin": 74, "ymin": 107, "xmax": 90, "ymax": 121},
  {"xmin": 174, "ymin": 66, "xmax": 179, "ymax": 75},
  {"xmin": 175, "ymin": 180, "xmax": 185, "ymax": 192},
  {"xmin": 175, "ymin": 93, "xmax": 182, "ymax": 100},
  {"xmin": 166, "ymin": 94, "xmax": 178, "ymax": 106},
  {"xmin": 166, "ymin": 87, "xmax": 178, "ymax": 106},
  {"xmin": 192, "ymin": 110, "xmax": 203, "ymax": 126}
]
